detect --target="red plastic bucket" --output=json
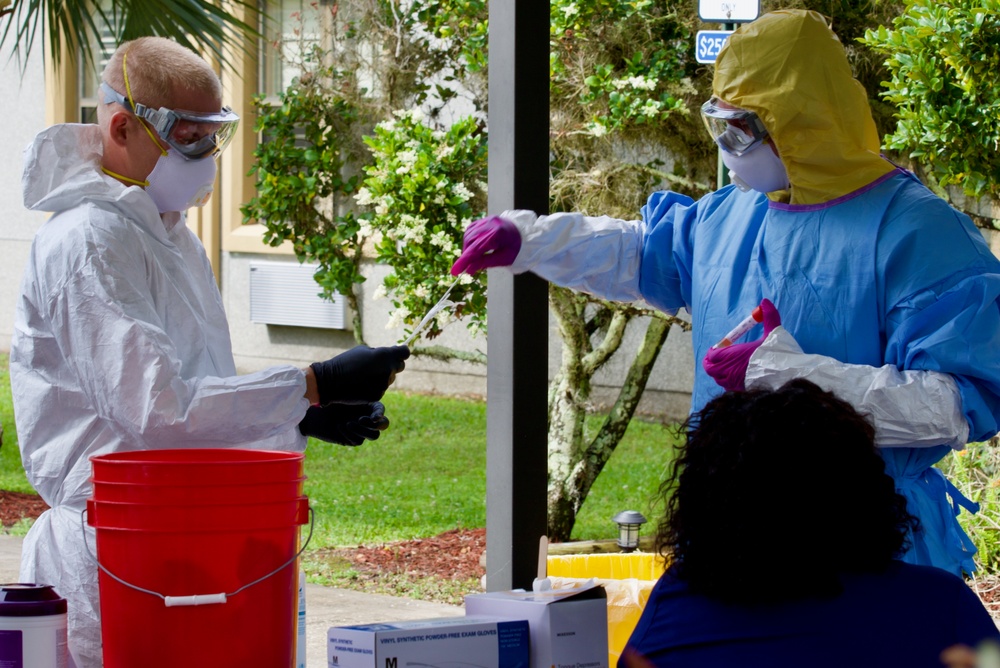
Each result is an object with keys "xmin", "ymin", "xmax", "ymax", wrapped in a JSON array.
[
  {"xmin": 87, "ymin": 450, "xmax": 309, "ymax": 668},
  {"xmin": 90, "ymin": 478, "xmax": 307, "ymax": 505},
  {"xmin": 90, "ymin": 448, "xmax": 305, "ymax": 485}
]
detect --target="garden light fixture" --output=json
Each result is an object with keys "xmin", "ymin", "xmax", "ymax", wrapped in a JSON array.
[{"xmin": 613, "ymin": 510, "xmax": 647, "ymax": 553}]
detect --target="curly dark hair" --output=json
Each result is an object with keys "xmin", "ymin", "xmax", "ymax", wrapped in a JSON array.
[{"xmin": 655, "ymin": 379, "xmax": 917, "ymax": 605}]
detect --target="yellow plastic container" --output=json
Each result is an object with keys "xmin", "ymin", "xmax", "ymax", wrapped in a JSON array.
[
  {"xmin": 547, "ymin": 552, "xmax": 666, "ymax": 581},
  {"xmin": 547, "ymin": 553, "xmax": 667, "ymax": 666}
]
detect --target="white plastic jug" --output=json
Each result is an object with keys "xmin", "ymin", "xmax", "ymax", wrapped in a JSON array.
[{"xmin": 0, "ymin": 583, "xmax": 68, "ymax": 668}]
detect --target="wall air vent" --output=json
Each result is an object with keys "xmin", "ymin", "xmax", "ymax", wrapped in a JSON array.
[{"xmin": 249, "ymin": 261, "xmax": 348, "ymax": 330}]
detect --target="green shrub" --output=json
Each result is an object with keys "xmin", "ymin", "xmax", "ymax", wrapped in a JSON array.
[
  {"xmin": 936, "ymin": 440, "xmax": 1000, "ymax": 573},
  {"xmin": 862, "ymin": 1, "xmax": 1000, "ymax": 199}
]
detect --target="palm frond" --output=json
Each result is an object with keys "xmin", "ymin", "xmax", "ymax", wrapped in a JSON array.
[{"xmin": 0, "ymin": 0, "xmax": 268, "ymax": 74}]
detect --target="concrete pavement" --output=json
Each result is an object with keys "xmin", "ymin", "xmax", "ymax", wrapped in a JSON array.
[{"xmin": 0, "ymin": 534, "xmax": 462, "ymax": 667}]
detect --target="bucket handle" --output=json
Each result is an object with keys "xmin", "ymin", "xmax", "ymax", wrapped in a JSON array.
[{"xmin": 80, "ymin": 505, "xmax": 314, "ymax": 608}]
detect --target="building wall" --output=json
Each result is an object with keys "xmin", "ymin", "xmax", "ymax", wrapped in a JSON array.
[{"xmin": 0, "ymin": 47, "xmax": 50, "ymax": 352}]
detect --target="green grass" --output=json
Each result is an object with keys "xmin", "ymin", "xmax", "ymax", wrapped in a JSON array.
[
  {"xmin": 0, "ymin": 352, "xmax": 679, "ymax": 549},
  {"xmin": 0, "ymin": 354, "xmax": 32, "ymax": 493},
  {"xmin": 302, "ymin": 393, "xmax": 679, "ymax": 548}
]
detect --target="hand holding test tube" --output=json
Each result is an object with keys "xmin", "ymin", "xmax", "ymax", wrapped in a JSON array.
[
  {"xmin": 702, "ymin": 299, "xmax": 781, "ymax": 392},
  {"xmin": 713, "ymin": 304, "xmax": 764, "ymax": 349}
]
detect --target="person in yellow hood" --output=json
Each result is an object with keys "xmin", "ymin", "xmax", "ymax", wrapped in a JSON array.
[{"xmin": 450, "ymin": 9, "xmax": 1000, "ymax": 577}]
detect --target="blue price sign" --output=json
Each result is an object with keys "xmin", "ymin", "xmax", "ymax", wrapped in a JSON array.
[{"xmin": 695, "ymin": 30, "xmax": 733, "ymax": 64}]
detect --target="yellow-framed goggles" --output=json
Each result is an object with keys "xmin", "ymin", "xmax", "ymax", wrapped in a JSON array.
[{"xmin": 100, "ymin": 82, "xmax": 239, "ymax": 160}]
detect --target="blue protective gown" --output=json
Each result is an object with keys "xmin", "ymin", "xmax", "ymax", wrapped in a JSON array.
[
  {"xmin": 502, "ymin": 9, "xmax": 1000, "ymax": 577},
  {"xmin": 636, "ymin": 168, "xmax": 1000, "ymax": 575}
]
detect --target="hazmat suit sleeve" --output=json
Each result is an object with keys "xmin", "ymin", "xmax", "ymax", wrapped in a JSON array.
[
  {"xmin": 746, "ymin": 328, "xmax": 969, "ymax": 448},
  {"xmin": 505, "ymin": 209, "xmax": 647, "ymax": 302},
  {"xmin": 503, "ymin": 191, "xmax": 701, "ymax": 313},
  {"xmin": 34, "ymin": 212, "xmax": 310, "ymax": 451}
]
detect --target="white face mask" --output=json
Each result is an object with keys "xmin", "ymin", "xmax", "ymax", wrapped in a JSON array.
[
  {"xmin": 720, "ymin": 141, "xmax": 790, "ymax": 194},
  {"xmin": 145, "ymin": 150, "xmax": 217, "ymax": 213}
]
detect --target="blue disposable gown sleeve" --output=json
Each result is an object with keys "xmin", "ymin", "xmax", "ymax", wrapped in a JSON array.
[{"xmin": 877, "ymin": 188, "xmax": 1000, "ymax": 443}]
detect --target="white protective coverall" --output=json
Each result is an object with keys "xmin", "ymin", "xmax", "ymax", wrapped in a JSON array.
[
  {"xmin": 495, "ymin": 10, "xmax": 1000, "ymax": 577},
  {"xmin": 12, "ymin": 123, "xmax": 309, "ymax": 667}
]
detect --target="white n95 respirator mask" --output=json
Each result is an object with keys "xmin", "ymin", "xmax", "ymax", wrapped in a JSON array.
[
  {"xmin": 720, "ymin": 141, "xmax": 790, "ymax": 194},
  {"xmin": 145, "ymin": 150, "xmax": 217, "ymax": 214}
]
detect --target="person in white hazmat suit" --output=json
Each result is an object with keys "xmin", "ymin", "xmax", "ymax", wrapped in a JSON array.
[
  {"xmin": 452, "ymin": 10, "xmax": 1000, "ymax": 579},
  {"xmin": 11, "ymin": 36, "xmax": 409, "ymax": 667}
]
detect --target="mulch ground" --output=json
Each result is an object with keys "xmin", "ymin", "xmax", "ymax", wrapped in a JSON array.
[
  {"xmin": 328, "ymin": 527, "xmax": 486, "ymax": 581},
  {"xmin": 0, "ymin": 490, "xmax": 48, "ymax": 527}
]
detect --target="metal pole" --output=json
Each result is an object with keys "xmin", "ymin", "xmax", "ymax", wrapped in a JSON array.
[{"xmin": 484, "ymin": 0, "xmax": 550, "ymax": 592}]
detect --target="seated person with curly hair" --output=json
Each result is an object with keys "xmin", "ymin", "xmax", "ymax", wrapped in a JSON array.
[{"xmin": 622, "ymin": 379, "xmax": 999, "ymax": 668}]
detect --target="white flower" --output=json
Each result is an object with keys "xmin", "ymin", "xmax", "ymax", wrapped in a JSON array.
[
  {"xmin": 393, "ymin": 108, "xmax": 424, "ymax": 123},
  {"xmin": 629, "ymin": 76, "xmax": 656, "ymax": 91},
  {"xmin": 452, "ymin": 182, "xmax": 473, "ymax": 202},
  {"xmin": 429, "ymin": 231, "xmax": 452, "ymax": 249},
  {"xmin": 414, "ymin": 285, "xmax": 430, "ymax": 299},
  {"xmin": 446, "ymin": 211, "xmax": 457, "ymax": 225},
  {"xmin": 354, "ymin": 187, "xmax": 374, "ymax": 206},
  {"xmin": 375, "ymin": 202, "xmax": 390, "ymax": 216},
  {"xmin": 560, "ymin": 2, "xmax": 579, "ymax": 18},
  {"xmin": 376, "ymin": 119, "xmax": 396, "ymax": 132},
  {"xmin": 436, "ymin": 144, "xmax": 455, "ymax": 160},
  {"xmin": 457, "ymin": 272, "xmax": 474, "ymax": 285},
  {"xmin": 373, "ymin": 284, "xmax": 388, "ymax": 300},
  {"xmin": 588, "ymin": 122, "xmax": 608, "ymax": 137},
  {"xmin": 641, "ymin": 100, "xmax": 662, "ymax": 116},
  {"xmin": 386, "ymin": 307, "xmax": 411, "ymax": 330},
  {"xmin": 357, "ymin": 219, "xmax": 375, "ymax": 237},
  {"xmin": 397, "ymin": 149, "xmax": 418, "ymax": 167},
  {"xmin": 398, "ymin": 214, "xmax": 427, "ymax": 244},
  {"xmin": 395, "ymin": 163, "xmax": 411, "ymax": 175},
  {"xmin": 435, "ymin": 310, "xmax": 452, "ymax": 328}
]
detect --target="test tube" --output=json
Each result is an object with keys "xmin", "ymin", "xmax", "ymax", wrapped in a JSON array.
[{"xmin": 713, "ymin": 305, "xmax": 764, "ymax": 349}]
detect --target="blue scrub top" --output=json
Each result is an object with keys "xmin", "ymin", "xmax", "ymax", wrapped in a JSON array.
[
  {"xmin": 638, "ymin": 169, "xmax": 1000, "ymax": 575},
  {"xmin": 623, "ymin": 561, "xmax": 1000, "ymax": 668}
]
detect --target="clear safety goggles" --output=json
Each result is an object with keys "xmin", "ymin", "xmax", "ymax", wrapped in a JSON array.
[
  {"xmin": 100, "ymin": 82, "xmax": 239, "ymax": 160},
  {"xmin": 701, "ymin": 96, "xmax": 769, "ymax": 156}
]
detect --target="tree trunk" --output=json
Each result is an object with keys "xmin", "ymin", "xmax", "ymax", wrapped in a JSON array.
[{"xmin": 546, "ymin": 286, "xmax": 674, "ymax": 541}]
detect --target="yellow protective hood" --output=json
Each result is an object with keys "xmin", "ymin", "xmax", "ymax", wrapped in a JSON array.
[{"xmin": 713, "ymin": 10, "xmax": 893, "ymax": 204}]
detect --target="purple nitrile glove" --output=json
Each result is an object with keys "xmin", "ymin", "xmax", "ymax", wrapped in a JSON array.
[
  {"xmin": 702, "ymin": 299, "xmax": 781, "ymax": 392},
  {"xmin": 450, "ymin": 216, "xmax": 522, "ymax": 276}
]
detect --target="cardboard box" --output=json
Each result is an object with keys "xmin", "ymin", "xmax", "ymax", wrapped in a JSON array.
[
  {"xmin": 327, "ymin": 615, "xmax": 530, "ymax": 668},
  {"xmin": 464, "ymin": 582, "xmax": 609, "ymax": 668}
]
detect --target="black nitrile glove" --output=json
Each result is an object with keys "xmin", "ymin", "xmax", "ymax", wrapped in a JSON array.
[
  {"xmin": 310, "ymin": 345, "xmax": 410, "ymax": 405},
  {"xmin": 298, "ymin": 402, "xmax": 389, "ymax": 446}
]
